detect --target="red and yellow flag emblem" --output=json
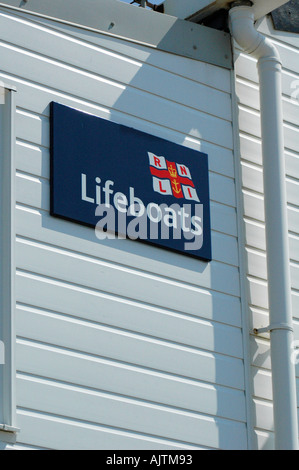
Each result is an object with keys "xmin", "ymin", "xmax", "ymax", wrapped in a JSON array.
[{"xmin": 148, "ymin": 152, "xmax": 200, "ymax": 201}]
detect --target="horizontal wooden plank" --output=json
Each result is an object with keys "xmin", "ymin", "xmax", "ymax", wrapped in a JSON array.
[
  {"xmin": 16, "ymin": 172, "xmax": 49, "ymax": 209},
  {"xmin": 210, "ymin": 202, "xmax": 237, "ymax": 237},
  {"xmin": 292, "ymin": 262, "xmax": 299, "ymax": 291},
  {"xmin": 253, "ymin": 399, "xmax": 274, "ymax": 433},
  {"xmin": 252, "ymin": 367, "xmax": 272, "ymax": 401},
  {"xmin": 11, "ymin": 9, "xmax": 232, "ymax": 92},
  {"xmin": 253, "ymin": 370, "xmax": 299, "ymax": 405},
  {"xmin": 235, "ymin": 79, "xmax": 259, "ymax": 109},
  {"xmin": 15, "ymin": 302, "xmax": 244, "ymax": 389},
  {"xmin": 0, "ymin": 12, "xmax": 232, "ymax": 121},
  {"xmin": 247, "ymin": 277, "xmax": 299, "ymax": 317},
  {"xmin": 242, "ymin": 190, "xmax": 265, "ymax": 222},
  {"xmin": 14, "ymin": 106, "xmax": 236, "ymax": 198},
  {"xmin": 14, "ymin": 204, "xmax": 240, "ymax": 289},
  {"xmin": 15, "ymin": 203, "xmax": 239, "ymax": 293},
  {"xmin": 235, "ymin": 40, "xmax": 299, "ymax": 75},
  {"xmin": 240, "ymin": 133, "xmax": 299, "ymax": 184},
  {"xmin": 16, "ymin": 339, "xmax": 246, "ymax": 422},
  {"xmin": 241, "ymin": 161, "xmax": 263, "ymax": 194},
  {"xmin": 257, "ymin": 16, "xmax": 299, "ymax": 49},
  {"xmin": 247, "ymin": 277, "xmax": 268, "ymax": 310},
  {"xmin": 250, "ymin": 334, "xmax": 271, "ymax": 370},
  {"xmin": 288, "ymin": 205, "xmax": 299, "ymax": 235},
  {"xmin": 0, "ymin": 442, "xmax": 41, "ymax": 450},
  {"xmin": 0, "ymin": 42, "xmax": 233, "ymax": 149},
  {"xmin": 12, "ymin": 86, "xmax": 234, "ymax": 178},
  {"xmin": 246, "ymin": 248, "xmax": 267, "ymax": 281},
  {"xmin": 285, "ymin": 151, "xmax": 299, "ymax": 180},
  {"xmin": 241, "ymin": 160, "xmax": 299, "ymax": 206},
  {"xmin": 283, "ymin": 124, "xmax": 299, "ymax": 155},
  {"xmin": 238, "ymin": 106, "xmax": 298, "ymax": 154},
  {"xmin": 242, "ymin": 190, "xmax": 299, "ymax": 233},
  {"xmin": 270, "ymin": 40, "xmax": 299, "ymax": 76},
  {"xmin": 16, "ymin": 110, "xmax": 49, "ymax": 148},
  {"xmin": 244, "ymin": 218, "xmax": 266, "ymax": 251},
  {"xmin": 244, "ymin": 221, "xmax": 299, "ymax": 269},
  {"xmin": 16, "ymin": 408, "xmax": 203, "ymax": 450},
  {"xmin": 11, "ymin": 87, "xmax": 235, "ymax": 179},
  {"xmin": 15, "ymin": 232, "xmax": 241, "ymax": 298},
  {"xmin": 16, "ymin": 140, "xmax": 49, "ymax": 178},
  {"xmin": 239, "ymin": 133, "xmax": 262, "ymax": 166},
  {"xmin": 286, "ymin": 178, "xmax": 299, "ymax": 208},
  {"xmin": 15, "ymin": 275, "xmax": 243, "ymax": 356},
  {"xmin": 246, "ymin": 249, "xmax": 299, "ymax": 291},
  {"xmin": 16, "ymin": 301, "xmax": 243, "ymax": 363},
  {"xmin": 250, "ymin": 306, "xmax": 270, "ymax": 334},
  {"xmin": 236, "ymin": 78, "xmax": 299, "ymax": 127},
  {"xmin": 235, "ymin": 53, "xmax": 299, "ymax": 99},
  {"xmin": 16, "ymin": 270, "xmax": 242, "ymax": 330},
  {"xmin": 254, "ymin": 429, "xmax": 274, "ymax": 450},
  {"xmin": 16, "ymin": 374, "xmax": 248, "ymax": 449},
  {"xmin": 210, "ymin": 173, "xmax": 236, "ymax": 209},
  {"xmin": 238, "ymin": 107, "xmax": 261, "ymax": 139}
]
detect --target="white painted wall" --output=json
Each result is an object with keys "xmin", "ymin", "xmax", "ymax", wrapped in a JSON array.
[
  {"xmin": 0, "ymin": 7, "xmax": 247, "ymax": 449},
  {"xmin": 234, "ymin": 15, "xmax": 299, "ymax": 450}
]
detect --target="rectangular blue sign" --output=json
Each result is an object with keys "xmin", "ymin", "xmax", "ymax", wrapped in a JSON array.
[{"xmin": 50, "ymin": 102, "xmax": 212, "ymax": 261}]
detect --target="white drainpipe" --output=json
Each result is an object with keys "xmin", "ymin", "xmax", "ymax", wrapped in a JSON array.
[{"xmin": 229, "ymin": 5, "xmax": 298, "ymax": 450}]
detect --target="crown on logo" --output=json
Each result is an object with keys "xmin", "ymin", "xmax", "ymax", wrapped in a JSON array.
[{"xmin": 168, "ymin": 164, "xmax": 177, "ymax": 178}]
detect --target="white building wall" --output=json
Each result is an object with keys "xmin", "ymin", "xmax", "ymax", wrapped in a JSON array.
[
  {"xmin": 234, "ymin": 15, "xmax": 299, "ymax": 450},
  {"xmin": 0, "ymin": 8, "xmax": 248, "ymax": 449}
]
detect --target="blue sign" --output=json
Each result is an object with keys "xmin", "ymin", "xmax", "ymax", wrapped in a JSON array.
[{"xmin": 50, "ymin": 102, "xmax": 212, "ymax": 261}]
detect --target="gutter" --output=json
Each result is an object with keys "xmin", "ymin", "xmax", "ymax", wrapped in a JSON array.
[{"xmin": 229, "ymin": 4, "xmax": 298, "ymax": 450}]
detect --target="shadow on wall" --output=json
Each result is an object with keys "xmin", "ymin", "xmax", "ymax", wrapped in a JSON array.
[{"xmin": 31, "ymin": 8, "xmax": 250, "ymax": 450}]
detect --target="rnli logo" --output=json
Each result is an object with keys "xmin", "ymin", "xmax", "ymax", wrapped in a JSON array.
[{"xmin": 148, "ymin": 152, "xmax": 200, "ymax": 202}]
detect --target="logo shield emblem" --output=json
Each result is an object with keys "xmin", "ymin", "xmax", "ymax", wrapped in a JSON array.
[{"xmin": 148, "ymin": 152, "xmax": 200, "ymax": 202}]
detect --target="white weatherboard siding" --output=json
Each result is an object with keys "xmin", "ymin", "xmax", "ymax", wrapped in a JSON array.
[
  {"xmin": 0, "ymin": 8, "xmax": 246, "ymax": 449},
  {"xmin": 234, "ymin": 16, "xmax": 299, "ymax": 450}
]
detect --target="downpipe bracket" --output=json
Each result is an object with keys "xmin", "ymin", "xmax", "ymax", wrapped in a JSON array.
[
  {"xmin": 0, "ymin": 424, "xmax": 20, "ymax": 433},
  {"xmin": 253, "ymin": 323, "xmax": 294, "ymax": 336}
]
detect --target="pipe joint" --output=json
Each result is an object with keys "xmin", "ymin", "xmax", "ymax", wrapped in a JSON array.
[{"xmin": 229, "ymin": 6, "xmax": 281, "ymax": 63}]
